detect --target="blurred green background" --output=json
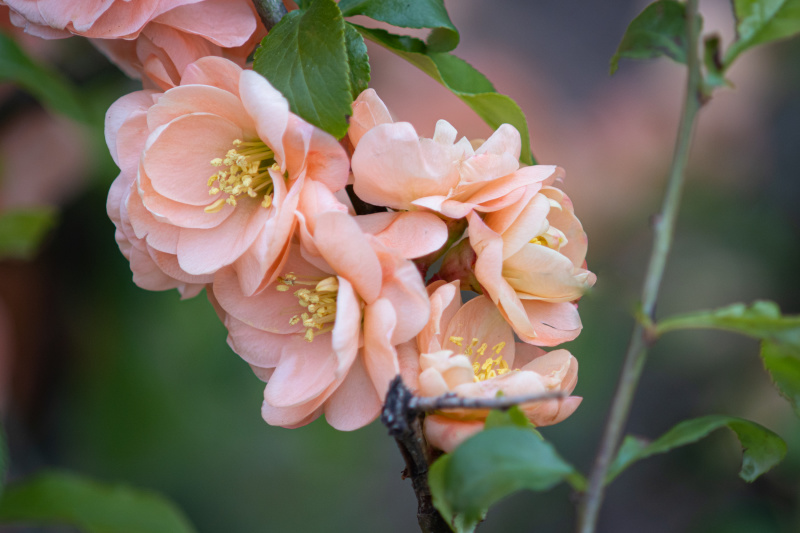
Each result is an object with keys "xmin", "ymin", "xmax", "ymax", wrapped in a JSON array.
[{"xmin": 2, "ymin": 0, "xmax": 799, "ymax": 531}]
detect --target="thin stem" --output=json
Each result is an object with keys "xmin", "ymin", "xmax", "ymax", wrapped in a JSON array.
[
  {"xmin": 576, "ymin": 1, "xmax": 704, "ymax": 531},
  {"xmin": 410, "ymin": 390, "xmax": 566, "ymax": 413},
  {"xmin": 252, "ymin": 0, "xmax": 287, "ymax": 30}
]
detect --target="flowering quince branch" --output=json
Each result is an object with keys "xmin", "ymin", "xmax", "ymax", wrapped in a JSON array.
[
  {"xmin": 381, "ymin": 377, "xmax": 451, "ymax": 533},
  {"xmin": 409, "ymin": 388, "xmax": 568, "ymax": 413},
  {"xmin": 576, "ymin": 0, "xmax": 704, "ymax": 530},
  {"xmin": 252, "ymin": 0, "xmax": 287, "ymax": 31}
]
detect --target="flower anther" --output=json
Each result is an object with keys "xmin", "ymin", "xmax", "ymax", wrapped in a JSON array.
[
  {"xmin": 277, "ymin": 272, "xmax": 340, "ymax": 342},
  {"xmin": 206, "ymin": 139, "xmax": 279, "ymax": 213}
]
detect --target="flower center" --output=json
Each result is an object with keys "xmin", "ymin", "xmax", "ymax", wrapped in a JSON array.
[
  {"xmin": 530, "ymin": 198, "xmax": 568, "ymax": 250},
  {"xmin": 277, "ymin": 273, "xmax": 339, "ymax": 342},
  {"xmin": 449, "ymin": 336, "xmax": 512, "ymax": 382},
  {"xmin": 205, "ymin": 139, "xmax": 278, "ymax": 213}
]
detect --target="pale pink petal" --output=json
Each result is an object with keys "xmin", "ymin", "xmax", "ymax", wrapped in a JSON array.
[
  {"xmin": 146, "ymin": 84, "xmax": 254, "ymax": 136},
  {"xmin": 504, "ymin": 245, "xmax": 592, "ymax": 302},
  {"xmin": 424, "ymin": 415, "xmax": 484, "ymax": 453},
  {"xmin": 105, "ymin": 90, "xmax": 157, "ymax": 170},
  {"xmin": 283, "ymin": 114, "xmax": 349, "ymax": 192},
  {"xmin": 143, "ymin": 112, "xmax": 243, "ymax": 206},
  {"xmin": 418, "ymin": 281, "xmax": 460, "ymax": 353},
  {"xmin": 324, "ymin": 356, "xmax": 381, "ymax": 430},
  {"xmin": 349, "ymin": 88, "xmax": 392, "ymax": 147},
  {"xmin": 313, "ymin": 211, "xmax": 382, "ymax": 303},
  {"xmin": 177, "ymin": 198, "xmax": 270, "ymax": 275},
  {"xmin": 363, "ymin": 298, "xmax": 400, "ymax": 401},
  {"xmin": 331, "ymin": 277, "xmax": 361, "ymax": 378},
  {"xmin": 519, "ymin": 300, "xmax": 583, "ymax": 345},
  {"xmin": 366, "ymin": 211, "xmax": 448, "ymax": 259},
  {"xmin": 181, "ymin": 56, "xmax": 243, "ymax": 95},
  {"xmin": 351, "ymin": 122, "xmax": 460, "ymax": 210},
  {"xmin": 264, "ymin": 335, "xmax": 338, "ymax": 408},
  {"xmin": 223, "ymin": 315, "xmax": 284, "ymax": 368},
  {"xmin": 239, "ymin": 70, "xmax": 289, "ymax": 170},
  {"xmin": 375, "ymin": 248, "xmax": 429, "ymax": 344},
  {"xmin": 397, "ymin": 340, "xmax": 421, "ymax": 392},
  {"xmin": 153, "ymin": 0, "xmax": 256, "ymax": 48}
]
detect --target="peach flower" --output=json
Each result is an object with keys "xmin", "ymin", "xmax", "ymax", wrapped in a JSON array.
[
  {"xmin": 4, "ymin": 0, "xmax": 265, "ymax": 89},
  {"xmin": 211, "ymin": 211, "xmax": 431, "ymax": 430},
  {"xmin": 466, "ymin": 183, "xmax": 595, "ymax": 345},
  {"xmin": 349, "ymin": 89, "xmax": 559, "ymax": 220},
  {"xmin": 412, "ymin": 281, "xmax": 581, "ymax": 452},
  {"xmin": 106, "ymin": 57, "xmax": 348, "ymax": 298}
]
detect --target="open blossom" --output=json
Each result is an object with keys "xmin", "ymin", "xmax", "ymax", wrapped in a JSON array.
[
  {"xmin": 211, "ymin": 211, "xmax": 432, "ymax": 430},
  {"xmin": 3, "ymin": 0, "xmax": 265, "ymax": 89},
  {"xmin": 408, "ymin": 281, "xmax": 581, "ymax": 452},
  {"xmin": 349, "ymin": 89, "xmax": 558, "ymax": 220},
  {"xmin": 106, "ymin": 57, "xmax": 348, "ymax": 298},
  {"xmin": 466, "ymin": 182, "xmax": 596, "ymax": 345}
]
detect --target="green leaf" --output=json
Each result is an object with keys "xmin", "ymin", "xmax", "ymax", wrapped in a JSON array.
[
  {"xmin": 0, "ymin": 208, "xmax": 57, "ymax": 260},
  {"xmin": 702, "ymin": 34, "xmax": 731, "ymax": 92},
  {"xmin": 0, "ymin": 31, "xmax": 86, "ymax": 122},
  {"xmin": 339, "ymin": 0, "xmax": 459, "ymax": 52},
  {"xmin": 657, "ymin": 300, "xmax": 800, "ymax": 344},
  {"xmin": 607, "ymin": 415, "xmax": 787, "ymax": 484},
  {"xmin": 610, "ymin": 0, "xmax": 700, "ymax": 75},
  {"xmin": 0, "ymin": 471, "xmax": 197, "ymax": 533},
  {"xmin": 761, "ymin": 340, "xmax": 800, "ymax": 416},
  {"xmin": 484, "ymin": 406, "xmax": 538, "ymax": 432},
  {"xmin": 724, "ymin": 0, "xmax": 800, "ymax": 67},
  {"xmin": 429, "ymin": 427, "xmax": 577, "ymax": 526},
  {"xmin": 351, "ymin": 24, "xmax": 536, "ymax": 165},
  {"xmin": 344, "ymin": 24, "xmax": 371, "ymax": 98},
  {"xmin": 253, "ymin": 0, "xmax": 352, "ymax": 139}
]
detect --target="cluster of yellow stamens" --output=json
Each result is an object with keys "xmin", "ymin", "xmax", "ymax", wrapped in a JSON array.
[
  {"xmin": 205, "ymin": 139, "xmax": 279, "ymax": 213},
  {"xmin": 449, "ymin": 336, "xmax": 512, "ymax": 382},
  {"xmin": 277, "ymin": 273, "xmax": 339, "ymax": 342}
]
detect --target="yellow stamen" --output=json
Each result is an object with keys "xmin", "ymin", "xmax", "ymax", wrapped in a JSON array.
[
  {"xmin": 277, "ymin": 272, "xmax": 340, "ymax": 342},
  {"xmin": 207, "ymin": 139, "xmax": 278, "ymax": 212}
]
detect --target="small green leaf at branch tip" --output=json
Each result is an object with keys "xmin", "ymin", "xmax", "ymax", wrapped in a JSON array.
[
  {"xmin": 351, "ymin": 24, "xmax": 536, "ymax": 165},
  {"xmin": 609, "ymin": 0, "xmax": 702, "ymax": 75},
  {"xmin": 724, "ymin": 0, "xmax": 800, "ymax": 68},
  {"xmin": 702, "ymin": 35, "xmax": 732, "ymax": 94},
  {"xmin": 0, "ymin": 471, "xmax": 197, "ymax": 533},
  {"xmin": 0, "ymin": 31, "xmax": 86, "ymax": 123},
  {"xmin": 429, "ymin": 427, "xmax": 577, "ymax": 526},
  {"xmin": 606, "ymin": 415, "xmax": 787, "ymax": 485},
  {"xmin": 338, "ymin": 0, "xmax": 459, "ymax": 52},
  {"xmin": 253, "ymin": 0, "xmax": 352, "ymax": 139},
  {"xmin": 0, "ymin": 207, "xmax": 58, "ymax": 260}
]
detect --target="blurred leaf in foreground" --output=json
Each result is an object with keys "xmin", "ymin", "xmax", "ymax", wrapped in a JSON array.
[{"xmin": 0, "ymin": 471, "xmax": 197, "ymax": 533}]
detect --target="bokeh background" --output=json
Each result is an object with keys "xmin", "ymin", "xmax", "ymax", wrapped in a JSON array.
[{"xmin": 2, "ymin": 0, "xmax": 799, "ymax": 531}]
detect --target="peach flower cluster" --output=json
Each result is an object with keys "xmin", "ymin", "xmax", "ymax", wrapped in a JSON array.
[
  {"xmin": 35, "ymin": 0, "xmax": 596, "ymax": 449},
  {"xmin": 98, "ymin": 58, "xmax": 594, "ymax": 445}
]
